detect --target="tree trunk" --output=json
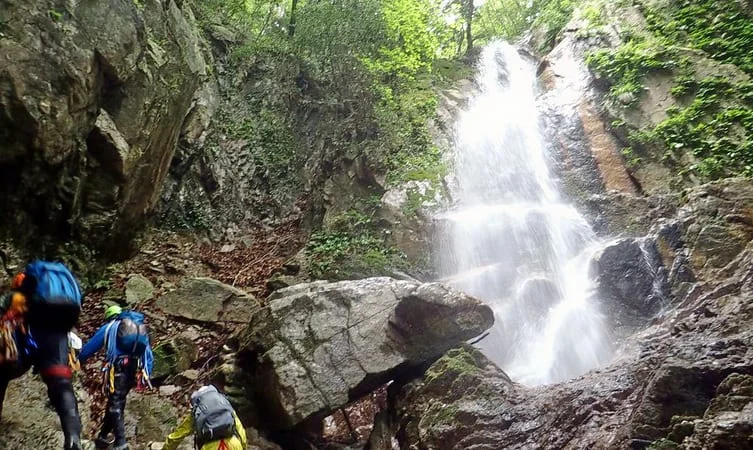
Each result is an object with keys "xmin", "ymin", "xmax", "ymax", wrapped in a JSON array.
[
  {"xmin": 465, "ymin": 0, "xmax": 474, "ymax": 56},
  {"xmin": 288, "ymin": 0, "xmax": 299, "ymax": 37}
]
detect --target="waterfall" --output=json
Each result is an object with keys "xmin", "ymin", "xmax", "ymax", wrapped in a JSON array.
[{"xmin": 436, "ymin": 42, "xmax": 614, "ymax": 386}]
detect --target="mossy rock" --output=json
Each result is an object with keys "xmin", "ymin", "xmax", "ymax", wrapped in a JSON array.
[
  {"xmin": 647, "ymin": 438, "xmax": 681, "ymax": 450},
  {"xmin": 425, "ymin": 347, "xmax": 481, "ymax": 383},
  {"xmin": 151, "ymin": 336, "xmax": 197, "ymax": 380}
]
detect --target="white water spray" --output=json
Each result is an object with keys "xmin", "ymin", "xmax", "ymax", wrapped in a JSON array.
[{"xmin": 437, "ymin": 42, "xmax": 613, "ymax": 385}]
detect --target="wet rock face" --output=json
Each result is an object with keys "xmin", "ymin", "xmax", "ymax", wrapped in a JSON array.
[
  {"xmin": 379, "ymin": 180, "xmax": 442, "ymax": 265},
  {"xmin": 234, "ymin": 277, "xmax": 493, "ymax": 431},
  {"xmin": 592, "ymin": 237, "xmax": 669, "ymax": 330},
  {"xmin": 678, "ymin": 178, "xmax": 753, "ymax": 278},
  {"xmin": 680, "ymin": 373, "xmax": 753, "ymax": 449},
  {"xmin": 393, "ymin": 276, "xmax": 753, "ymax": 449},
  {"xmin": 389, "ymin": 179, "xmax": 753, "ymax": 450},
  {"xmin": 0, "ymin": 0, "xmax": 206, "ymax": 256}
]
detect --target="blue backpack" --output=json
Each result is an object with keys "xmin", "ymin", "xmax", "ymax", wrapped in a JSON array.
[
  {"xmin": 104, "ymin": 311, "xmax": 153, "ymax": 377},
  {"xmin": 114, "ymin": 311, "xmax": 149, "ymax": 356},
  {"xmin": 24, "ymin": 261, "xmax": 82, "ymax": 331}
]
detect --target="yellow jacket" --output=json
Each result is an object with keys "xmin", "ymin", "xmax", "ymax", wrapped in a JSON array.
[{"xmin": 164, "ymin": 412, "xmax": 247, "ymax": 450}]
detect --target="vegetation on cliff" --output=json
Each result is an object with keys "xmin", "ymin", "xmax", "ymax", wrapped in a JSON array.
[
  {"xmin": 584, "ymin": 0, "xmax": 753, "ymax": 181},
  {"xmin": 180, "ymin": 0, "xmax": 469, "ymax": 278}
]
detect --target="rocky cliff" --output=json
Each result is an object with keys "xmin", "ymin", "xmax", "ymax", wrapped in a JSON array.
[{"xmin": 0, "ymin": 0, "xmax": 207, "ymax": 258}]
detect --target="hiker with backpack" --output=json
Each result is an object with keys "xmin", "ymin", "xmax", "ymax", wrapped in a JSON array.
[
  {"xmin": 79, "ymin": 304, "xmax": 154, "ymax": 450},
  {"xmin": 0, "ymin": 273, "xmax": 30, "ymax": 417},
  {"xmin": 163, "ymin": 384, "xmax": 248, "ymax": 450},
  {"xmin": 0, "ymin": 260, "xmax": 85, "ymax": 450}
]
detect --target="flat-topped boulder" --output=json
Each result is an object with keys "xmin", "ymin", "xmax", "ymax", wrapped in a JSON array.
[
  {"xmin": 155, "ymin": 277, "xmax": 260, "ymax": 323},
  {"xmin": 236, "ymin": 277, "xmax": 493, "ymax": 429}
]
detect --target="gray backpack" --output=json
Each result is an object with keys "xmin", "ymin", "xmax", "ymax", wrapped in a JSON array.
[{"xmin": 190, "ymin": 385, "xmax": 236, "ymax": 446}]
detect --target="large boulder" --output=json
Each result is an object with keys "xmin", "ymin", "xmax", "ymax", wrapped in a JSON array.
[
  {"xmin": 125, "ymin": 273, "xmax": 155, "ymax": 305},
  {"xmin": 592, "ymin": 237, "xmax": 669, "ymax": 331},
  {"xmin": 155, "ymin": 277, "xmax": 261, "ymax": 323},
  {"xmin": 151, "ymin": 333, "xmax": 198, "ymax": 380},
  {"xmin": 0, "ymin": 0, "xmax": 206, "ymax": 255},
  {"xmin": 124, "ymin": 392, "xmax": 192, "ymax": 450},
  {"xmin": 235, "ymin": 277, "xmax": 493, "ymax": 430},
  {"xmin": 393, "ymin": 345, "xmax": 519, "ymax": 450}
]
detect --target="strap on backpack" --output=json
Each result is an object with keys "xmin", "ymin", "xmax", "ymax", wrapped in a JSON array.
[
  {"xmin": 131, "ymin": 323, "xmax": 141, "ymax": 355},
  {"xmin": 103, "ymin": 320, "xmax": 117, "ymax": 358}
]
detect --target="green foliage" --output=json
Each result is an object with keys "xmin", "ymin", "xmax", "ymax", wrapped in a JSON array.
[
  {"xmin": 586, "ymin": 38, "xmax": 676, "ymax": 104},
  {"xmin": 293, "ymin": 0, "xmax": 386, "ymax": 80},
  {"xmin": 630, "ymin": 77, "xmax": 753, "ymax": 178},
  {"xmin": 48, "ymin": 9, "xmax": 63, "ymax": 21},
  {"xmin": 473, "ymin": 0, "xmax": 532, "ymax": 43},
  {"xmin": 580, "ymin": 3, "xmax": 604, "ymax": 26},
  {"xmin": 289, "ymin": 0, "xmax": 452, "ymax": 189},
  {"xmin": 91, "ymin": 278, "xmax": 113, "ymax": 291},
  {"xmin": 192, "ymin": 0, "xmax": 288, "ymax": 37},
  {"xmin": 189, "ymin": 0, "xmax": 467, "ymax": 269},
  {"xmin": 642, "ymin": 0, "xmax": 753, "ymax": 75},
  {"xmin": 306, "ymin": 209, "xmax": 407, "ymax": 280},
  {"xmin": 233, "ymin": 108, "xmax": 300, "ymax": 183},
  {"xmin": 402, "ymin": 185, "xmax": 436, "ymax": 218},
  {"xmin": 433, "ymin": 58, "xmax": 474, "ymax": 87},
  {"xmin": 591, "ymin": 0, "xmax": 753, "ymax": 180},
  {"xmin": 621, "ymin": 147, "xmax": 641, "ymax": 168},
  {"xmin": 472, "ymin": 0, "xmax": 575, "ymax": 50},
  {"xmin": 532, "ymin": 0, "xmax": 575, "ymax": 51},
  {"xmin": 161, "ymin": 196, "xmax": 211, "ymax": 232},
  {"xmin": 670, "ymin": 73, "xmax": 697, "ymax": 98},
  {"xmin": 371, "ymin": 81, "xmax": 446, "ymax": 186},
  {"xmin": 367, "ymin": 0, "xmax": 440, "ymax": 80}
]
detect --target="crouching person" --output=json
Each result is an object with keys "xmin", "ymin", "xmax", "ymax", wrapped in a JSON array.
[{"xmin": 164, "ymin": 385, "xmax": 247, "ymax": 450}]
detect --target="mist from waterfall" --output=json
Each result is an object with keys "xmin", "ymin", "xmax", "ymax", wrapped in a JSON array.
[{"xmin": 436, "ymin": 41, "xmax": 614, "ymax": 386}]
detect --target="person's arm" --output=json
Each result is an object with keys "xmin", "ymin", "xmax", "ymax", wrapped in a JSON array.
[
  {"xmin": 164, "ymin": 414, "xmax": 194, "ymax": 450},
  {"xmin": 234, "ymin": 413, "xmax": 247, "ymax": 448},
  {"xmin": 78, "ymin": 324, "xmax": 107, "ymax": 363}
]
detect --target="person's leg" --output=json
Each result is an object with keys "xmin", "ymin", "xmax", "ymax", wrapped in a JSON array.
[
  {"xmin": 111, "ymin": 358, "xmax": 138, "ymax": 450},
  {"xmin": 94, "ymin": 389, "xmax": 115, "ymax": 448},
  {"xmin": 44, "ymin": 375, "xmax": 82, "ymax": 450},
  {"xmin": 33, "ymin": 329, "xmax": 82, "ymax": 450},
  {"xmin": 0, "ymin": 366, "xmax": 10, "ymax": 420}
]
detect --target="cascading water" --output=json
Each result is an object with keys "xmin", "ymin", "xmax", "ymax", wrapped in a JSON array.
[{"xmin": 437, "ymin": 42, "xmax": 614, "ymax": 386}]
